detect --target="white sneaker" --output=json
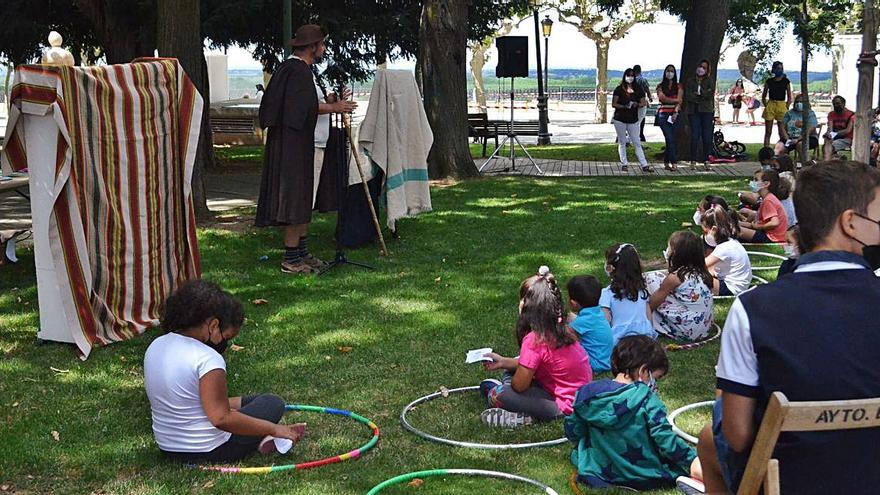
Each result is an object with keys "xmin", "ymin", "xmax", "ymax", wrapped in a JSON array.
[
  {"xmin": 675, "ymin": 476, "xmax": 705, "ymax": 494},
  {"xmin": 480, "ymin": 408, "xmax": 533, "ymax": 428}
]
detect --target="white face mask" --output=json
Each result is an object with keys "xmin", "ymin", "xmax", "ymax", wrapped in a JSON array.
[
  {"xmin": 604, "ymin": 265, "xmax": 613, "ymax": 277},
  {"xmin": 625, "ymin": 76, "xmax": 634, "ymax": 84},
  {"xmin": 704, "ymin": 232, "xmax": 717, "ymax": 247},
  {"xmin": 692, "ymin": 210, "xmax": 702, "ymax": 226},
  {"xmin": 783, "ymin": 243, "xmax": 799, "ymax": 257},
  {"xmin": 663, "ymin": 248, "xmax": 670, "ymax": 261},
  {"xmin": 665, "ymin": 71, "xmax": 675, "ymax": 80},
  {"xmin": 696, "ymin": 67, "xmax": 707, "ymax": 77}
]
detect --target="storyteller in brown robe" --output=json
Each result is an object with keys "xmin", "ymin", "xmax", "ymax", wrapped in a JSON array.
[{"xmin": 256, "ymin": 24, "xmax": 356, "ymax": 274}]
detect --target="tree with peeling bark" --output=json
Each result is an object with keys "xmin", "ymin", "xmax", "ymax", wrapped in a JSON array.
[
  {"xmin": 555, "ymin": 0, "xmax": 659, "ymax": 123},
  {"xmin": 157, "ymin": 0, "xmax": 212, "ymax": 220}
]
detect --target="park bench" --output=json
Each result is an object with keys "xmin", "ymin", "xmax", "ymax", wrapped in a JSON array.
[{"xmin": 468, "ymin": 113, "xmax": 500, "ymax": 157}]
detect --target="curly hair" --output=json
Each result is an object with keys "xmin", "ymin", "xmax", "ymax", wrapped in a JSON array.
[
  {"xmin": 611, "ymin": 335, "xmax": 669, "ymax": 378},
  {"xmin": 605, "ymin": 243, "xmax": 647, "ymax": 302},
  {"xmin": 516, "ymin": 268, "xmax": 578, "ymax": 349},
  {"xmin": 160, "ymin": 280, "xmax": 244, "ymax": 334}
]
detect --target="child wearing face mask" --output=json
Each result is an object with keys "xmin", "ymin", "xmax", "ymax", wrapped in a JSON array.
[
  {"xmin": 739, "ymin": 169, "xmax": 789, "ymax": 243},
  {"xmin": 644, "ymin": 231, "xmax": 714, "ymax": 342},
  {"xmin": 777, "ymin": 225, "xmax": 801, "ymax": 278},
  {"xmin": 600, "ymin": 243, "xmax": 656, "ymax": 343},
  {"xmin": 782, "ymin": 95, "xmax": 819, "ymax": 164},
  {"xmin": 566, "ymin": 336, "xmax": 700, "ymax": 491},
  {"xmin": 702, "ymin": 207, "xmax": 752, "ymax": 296},
  {"xmin": 144, "ymin": 280, "xmax": 305, "ymax": 462}
]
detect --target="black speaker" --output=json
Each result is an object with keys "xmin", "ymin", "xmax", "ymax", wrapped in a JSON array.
[{"xmin": 495, "ymin": 36, "xmax": 528, "ymax": 78}]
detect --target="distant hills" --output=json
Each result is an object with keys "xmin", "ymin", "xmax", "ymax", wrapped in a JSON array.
[{"xmin": 479, "ymin": 68, "xmax": 832, "ymax": 82}]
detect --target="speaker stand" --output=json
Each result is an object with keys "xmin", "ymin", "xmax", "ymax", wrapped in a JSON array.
[{"xmin": 479, "ymin": 78, "xmax": 542, "ymax": 174}]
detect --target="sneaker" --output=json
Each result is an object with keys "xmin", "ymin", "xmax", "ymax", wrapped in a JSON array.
[
  {"xmin": 675, "ymin": 476, "xmax": 705, "ymax": 494},
  {"xmin": 258, "ymin": 436, "xmax": 277, "ymax": 455},
  {"xmin": 479, "ymin": 379, "xmax": 502, "ymax": 399},
  {"xmin": 621, "ymin": 164, "xmax": 629, "ymax": 172},
  {"xmin": 480, "ymin": 408, "xmax": 533, "ymax": 428}
]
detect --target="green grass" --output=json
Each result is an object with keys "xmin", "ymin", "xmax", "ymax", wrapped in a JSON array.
[
  {"xmin": 215, "ymin": 142, "xmax": 765, "ymax": 167},
  {"xmin": 0, "ymin": 176, "xmax": 756, "ymax": 494}
]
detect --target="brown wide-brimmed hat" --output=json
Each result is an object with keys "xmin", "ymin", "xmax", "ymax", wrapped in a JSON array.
[{"xmin": 288, "ymin": 24, "xmax": 327, "ymax": 47}]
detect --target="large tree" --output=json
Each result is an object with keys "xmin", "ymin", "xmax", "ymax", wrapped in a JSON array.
[
  {"xmin": 556, "ymin": 0, "xmax": 660, "ymax": 123},
  {"xmin": 71, "ymin": 0, "xmax": 154, "ymax": 63},
  {"xmin": 157, "ymin": 0, "xmax": 213, "ymax": 220}
]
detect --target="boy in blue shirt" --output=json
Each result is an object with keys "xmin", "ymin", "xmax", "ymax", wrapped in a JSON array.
[{"xmin": 567, "ymin": 275, "xmax": 614, "ymax": 373}]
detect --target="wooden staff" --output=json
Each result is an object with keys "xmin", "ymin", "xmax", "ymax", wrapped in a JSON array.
[{"xmin": 343, "ymin": 114, "xmax": 388, "ymax": 256}]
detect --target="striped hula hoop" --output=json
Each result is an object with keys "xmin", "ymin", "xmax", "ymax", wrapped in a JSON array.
[
  {"xmin": 401, "ymin": 386, "xmax": 568, "ymax": 449},
  {"xmin": 668, "ymin": 400, "xmax": 715, "ymax": 444},
  {"xmin": 196, "ymin": 404, "xmax": 379, "ymax": 474},
  {"xmin": 665, "ymin": 322, "xmax": 722, "ymax": 352},
  {"xmin": 367, "ymin": 469, "xmax": 560, "ymax": 495}
]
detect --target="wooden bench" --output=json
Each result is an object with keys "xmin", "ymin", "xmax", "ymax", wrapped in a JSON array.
[
  {"xmin": 467, "ymin": 113, "xmax": 500, "ymax": 157},
  {"xmin": 737, "ymin": 391, "xmax": 880, "ymax": 494}
]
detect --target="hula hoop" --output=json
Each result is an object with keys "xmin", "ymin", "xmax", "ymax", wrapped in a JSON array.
[
  {"xmin": 746, "ymin": 251, "xmax": 787, "ymax": 271},
  {"xmin": 665, "ymin": 322, "xmax": 721, "ymax": 351},
  {"xmin": 713, "ymin": 274, "xmax": 768, "ymax": 300},
  {"xmin": 668, "ymin": 400, "xmax": 715, "ymax": 444},
  {"xmin": 367, "ymin": 469, "xmax": 560, "ymax": 495},
  {"xmin": 400, "ymin": 386, "xmax": 568, "ymax": 449},
  {"xmin": 196, "ymin": 404, "xmax": 379, "ymax": 474}
]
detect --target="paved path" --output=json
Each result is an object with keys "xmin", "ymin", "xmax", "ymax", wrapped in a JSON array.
[{"xmin": 1, "ymin": 158, "xmax": 757, "ymax": 234}]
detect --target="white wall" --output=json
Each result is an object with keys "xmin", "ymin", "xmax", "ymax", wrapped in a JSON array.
[
  {"xmin": 834, "ymin": 34, "xmax": 880, "ymax": 107},
  {"xmin": 205, "ymin": 54, "xmax": 229, "ymax": 103}
]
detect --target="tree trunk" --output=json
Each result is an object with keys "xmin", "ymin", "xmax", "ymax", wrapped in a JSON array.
[
  {"xmin": 157, "ymin": 0, "xmax": 212, "ymax": 220},
  {"xmin": 854, "ymin": 0, "xmax": 878, "ymax": 164},
  {"xmin": 594, "ymin": 37, "xmax": 610, "ymax": 124},
  {"xmin": 831, "ymin": 46, "xmax": 842, "ymax": 95},
  {"xmin": 676, "ymin": 0, "xmax": 731, "ymax": 161},
  {"xmin": 73, "ymin": 0, "xmax": 152, "ymax": 64},
  {"xmin": 420, "ymin": 0, "xmax": 477, "ymax": 179},
  {"xmin": 799, "ymin": 5, "xmax": 811, "ymax": 170},
  {"xmin": 470, "ymin": 44, "xmax": 488, "ymax": 113}
]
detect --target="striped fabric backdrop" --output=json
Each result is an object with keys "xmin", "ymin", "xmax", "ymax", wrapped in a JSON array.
[{"xmin": 1, "ymin": 59, "xmax": 202, "ymax": 358}]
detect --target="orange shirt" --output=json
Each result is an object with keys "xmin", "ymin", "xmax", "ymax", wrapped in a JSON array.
[{"xmin": 758, "ymin": 193, "xmax": 789, "ymax": 242}]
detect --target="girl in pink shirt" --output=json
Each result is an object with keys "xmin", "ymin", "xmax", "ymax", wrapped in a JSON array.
[{"xmin": 480, "ymin": 266, "xmax": 592, "ymax": 427}]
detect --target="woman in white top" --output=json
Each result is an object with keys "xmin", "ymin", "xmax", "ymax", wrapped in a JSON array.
[
  {"xmin": 144, "ymin": 280, "xmax": 305, "ymax": 462},
  {"xmin": 701, "ymin": 206, "xmax": 752, "ymax": 296}
]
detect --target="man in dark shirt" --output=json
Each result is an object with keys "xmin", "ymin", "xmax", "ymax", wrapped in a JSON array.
[
  {"xmin": 633, "ymin": 65, "xmax": 652, "ymax": 142},
  {"xmin": 695, "ymin": 161, "xmax": 880, "ymax": 494}
]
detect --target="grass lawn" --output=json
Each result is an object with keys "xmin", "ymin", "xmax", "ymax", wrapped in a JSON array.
[
  {"xmin": 213, "ymin": 142, "xmax": 766, "ymax": 169},
  {"xmin": 0, "ymin": 176, "xmax": 779, "ymax": 494}
]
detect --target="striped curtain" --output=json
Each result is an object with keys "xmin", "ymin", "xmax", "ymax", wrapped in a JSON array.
[{"xmin": 1, "ymin": 59, "xmax": 202, "ymax": 358}]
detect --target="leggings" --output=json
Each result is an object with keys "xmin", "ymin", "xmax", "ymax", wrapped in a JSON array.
[
  {"xmin": 487, "ymin": 372, "xmax": 562, "ymax": 420},
  {"xmin": 162, "ymin": 393, "xmax": 286, "ymax": 463},
  {"xmin": 612, "ymin": 119, "xmax": 648, "ymax": 167}
]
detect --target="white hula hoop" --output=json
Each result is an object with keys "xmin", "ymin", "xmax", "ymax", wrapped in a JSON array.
[
  {"xmin": 746, "ymin": 250, "xmax": 787, "ymax": 271},
  {"xmin": 668, "ymin": 400, "xmax": 715, "ymax": 444},
  {"xmin": 400, "ymin": 386, "xmax": 568, "ymax": 449},
  {"xmin": 368, "ymin": 469, "xmax": 560, "ymax": 495},
  {"xmin": 713, "ymin": 275, "xmax": 768, "ymax": 300}
]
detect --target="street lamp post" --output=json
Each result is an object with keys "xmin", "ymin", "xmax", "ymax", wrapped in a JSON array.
[
  {"xmin": 529, "ymin": 0, "xmax": 551, "ymax": 145},
  {"xmin": 542, "ymin": 16, "xmax": 553, "ymax": 115}
]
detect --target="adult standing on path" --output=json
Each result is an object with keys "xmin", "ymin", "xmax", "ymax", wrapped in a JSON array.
[
  {"xmin": 761, "ymin": 61, "xmax": 793, "ymax": 147},
  {"xmin": 728, "ymin": 79, "xmax": 745, "ymax": 124},
  {"xmin": 633, "ymin": 65, "xmax": 652, "ymax": 142},
  {"xmin": 256, "ymin": 24, "xmax": 357, "ymax": 275},
  {"xmin": 656, "ymin": 64, "xmax": 683, "ymax": 171},
  {"xmin": 611, "ymin": 68, "xmax": 652, "ymax": 173},
  {"xmin": 684, "ymin": 59, "xmax": 716, "ymax": 171}
]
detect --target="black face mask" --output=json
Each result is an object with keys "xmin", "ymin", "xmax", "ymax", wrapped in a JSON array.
[
  {"xmin": 205, "ymin": 333, "xmax": 228, "ymax": 355},
  {"xmin": 833, "ymin": 105, "xmax": 844, "ymax": 113},
  {"xmin": 853, "ymin": 213, "xmax": 880, "ymax": 270}
]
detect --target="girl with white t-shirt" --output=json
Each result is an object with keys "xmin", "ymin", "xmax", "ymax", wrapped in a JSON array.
[
  {"xmin": 701, "ymin": 207, "xmax": 752, "ymax": 296},
  {"xmin": 144, "ymin": 280, "xmax": 305, "ymax": 462}
]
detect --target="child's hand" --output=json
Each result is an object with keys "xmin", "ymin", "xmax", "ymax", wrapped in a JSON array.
[{"xmin": 482, "ymin": 352, "xmax": 505, "ymax": 371}]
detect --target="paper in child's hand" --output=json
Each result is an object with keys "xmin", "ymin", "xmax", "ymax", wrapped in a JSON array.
[{"xmin": 465, "ymin": 348, "xmax": 493, "ymax": 364}]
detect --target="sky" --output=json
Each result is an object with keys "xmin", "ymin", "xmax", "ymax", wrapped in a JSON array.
[{"xmin": 213, "ymin": 12, "xmax": 833, "ymax": 73}]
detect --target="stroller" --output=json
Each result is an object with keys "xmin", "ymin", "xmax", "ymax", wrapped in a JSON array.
[{"xmin": 709, "ymin": 129, "xmax": 748, "ymax": 163}]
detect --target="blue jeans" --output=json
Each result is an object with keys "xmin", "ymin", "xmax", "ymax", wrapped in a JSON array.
[
  {"xmin": 689, "ymin": 111, "xmax": 715, "ymax": 162},
  {"xmin": 658, "ymin": 114, "xmax": 679, "ymax": 163}
]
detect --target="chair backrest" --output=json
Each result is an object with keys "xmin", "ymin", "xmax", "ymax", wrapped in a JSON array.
[{"xmin": 737, "ymin": 391, "xmax": 880, "ymax": 495}]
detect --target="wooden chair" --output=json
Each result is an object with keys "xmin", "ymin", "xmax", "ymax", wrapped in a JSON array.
[{"xmin": 737, "ymin": 391, "xmax": 880, "ymax": 495}]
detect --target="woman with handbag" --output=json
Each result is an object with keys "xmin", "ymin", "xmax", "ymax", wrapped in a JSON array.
[
  {"xmin": 656, "ymin": 64, "xmax": 683, "ymax": 171},
  {"xmin": 728, "ymin": 79, "xmax": 745, "ymax": 124}
]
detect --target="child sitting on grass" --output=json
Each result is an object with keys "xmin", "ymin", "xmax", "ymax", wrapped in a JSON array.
[
  {"xmin": 566, "ymin": 336, "xmax": 700, "ymax": 491},
  {"xmin": 645, "ymin": 231, "xmax": 714, "ymax": 342},
  {"xmin": 480, "ymin": 266, "xmax": 592, "ymax": 427},
  {"xmin": 738, "ymin": 169, "xmax": 789, "ymax": 243},
  {"xmin": 600, "ymin": 243, "xmax": 656, "ymax": 342},
  {"xmin": 702, "ymin": 206, "xmax": 752, "ymax": 296},
  {"xmin": 145, "ymin": 280, "xmax": 305, "ymax": 463},
  {"xmin": 567, "ymin": 275, "xmax": 614, "ymax": 374}
]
